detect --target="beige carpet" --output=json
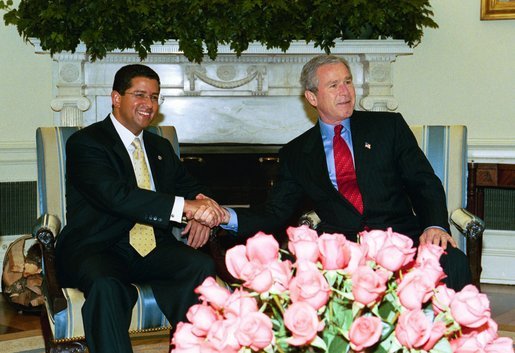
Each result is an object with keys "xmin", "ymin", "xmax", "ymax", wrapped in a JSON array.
[{"xmin": 1, "ymin": 330, "xmax": 170, "ymax": 353}]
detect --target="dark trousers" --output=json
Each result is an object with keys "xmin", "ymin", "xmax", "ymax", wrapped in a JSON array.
[
  {"xmin": 59, "ymin": 237, "xmax": 216, "ymax": 353},
  {"xmin": 440, "ymin": 246, "xmax": 472, "ymax": 291}
]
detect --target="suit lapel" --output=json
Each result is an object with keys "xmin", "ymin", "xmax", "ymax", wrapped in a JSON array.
[
  {"xmin": 350, "ymin": 112, "xmax": 373, "ymax": 201},
  {"xmin": 143, "ymin": 132, "xmax": 166, "ymax": 192},
  {"xmin": 301, "ymin": 124, "xmax": 342, "ymax": 198},
  {"xmin": 100, "ymin": 117, "xmax": 137, "ymax": 185}
]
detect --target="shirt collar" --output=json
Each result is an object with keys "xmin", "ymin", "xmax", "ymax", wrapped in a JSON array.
[
  {"xmin": 110, "ymin": 113, "xmax": 144, "ymax": 150},
  {"xmin": 319, "ymin": 117, "xmax": 351, "ymax": 139}
]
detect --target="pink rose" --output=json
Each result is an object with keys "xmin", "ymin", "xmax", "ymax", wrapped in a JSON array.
[
  {"xmin": 206, "ymin": 318, "xmax": 241, "ymax": 352},
  {"xmin": 450, "ymin": 332, "xmax": 483, "ymax": 353},
  {"xmin": 287, "ymin": 225, "xmax": 319, "ymax": 243},
  {"xmin": 415, "ymin": 257, "xmax": 446, "ymax": 286},
  {"xmin": 417, "ymin": 243, "xmax": 445, "ymax": 264},
  {"xmin": 317, "ymin": 232, "xmax": 351, "ymax": 270},
  {"xmin": 359, "ymin": 229, "xmax": 389, "ymax": 260},
  {"xmin": 485, "ymin": 337, "xmax": 515, "ymax": 353},
  {"xmin": 421, "ymin": 320, "xmax": 447, "ymax": 351},
  {"xmin": 171, "ymin": 322, "xmax": 202, "ymax": 352},
  {"xmin": 223, "ymin": 289, "xmax": 258, "ymax": 319},
  {"xmin": 235, "ymin": 312, "xmax": 274, "ymax": 350},
  {"xmin": 344, "ymin": 242, "xmax": 366, "ymax": 275},
  {"xmin": 287, "ymin": 225, "xmax": 320, "ymax": 263},
  {"xmin": 351, "ymin": 265, "xmax": 389, "ymax": 306},
  {"xmin": 225, "ymin": 245, "xmax": 249, "ymax": 280},
  {"xmin": 432, "ymin": 284, "xmax": 455, "ymax": 314},
  {"xmin": 268, "ymin": 259, "xmax": 293, "ymax": 293},
  {"xmin": 471, "ymin": 319, "xmax": 499, "ymax": 347},
  {"xmin": 375, "ymin": 233, "xmax": 416, "ymax": 272},
  {"xmin": 239, "ymin": 261, "xmax": 274, "ymax": 293},
  {"xmin": 396, "ymin": 268, "xmax": 436, "ymax": 310},
  {"xmin": 395, "ymin": 309, "xmax": 432, "ymax": 349},
  {"xmin": 284, "ymin": 302, "xmax": 324, "ymax": 346},
  {"xmin": 194, "ymin": 277, "xmax": 231, "ymax": 310},
  {"xmin": 289, "ymin": 261, "xmax": 330, "ymax": 310},
  {"xmin": 349, "ymin": 316, "xmax": 382, "ymax": 351},
  {"xmin": 246, "ymin": 232, "xmax": 279, "ymax": 265},
  {"xmin": 450, "ymin": 284, "xmax": 491, "ymax": 328},
  {"xmin": 186, "ymin": 304, "xmax": 219, "ymax": 336}
]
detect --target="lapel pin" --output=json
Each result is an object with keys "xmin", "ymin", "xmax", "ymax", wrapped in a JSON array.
[
  {"xmin": 365, "ymin": 142, "xmax": 371, "ymax": 149},
  {"xmin": 158, "ymin": 155, "xmax": 163, "ymax": 160}
]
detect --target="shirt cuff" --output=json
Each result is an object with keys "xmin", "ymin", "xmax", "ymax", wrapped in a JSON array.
[
  {"xmin": 170, "ymin": 196, "xmax": 184, "ymax": 223},
  {"xmin": 423, "ymin": 226, "xmax": 448, "ymax": 233},
  {"xmin": 220, "ymin": 207, "xmax": 238, "ymax": 232}
]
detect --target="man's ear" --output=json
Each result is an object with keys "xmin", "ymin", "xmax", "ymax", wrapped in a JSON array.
[
  {"xmin": 111, "ymin": 91, "xmax": 121, "ymax": 108},
  {"xmin": 304, "ymin": 90, "xmax": 317, "ymax": 107}
]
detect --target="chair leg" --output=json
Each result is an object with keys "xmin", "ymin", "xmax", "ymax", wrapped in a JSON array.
[
  {"xmin": 40, "ymin": 307, "xmax": 88, "ymax": 353},
  {"xmin": 467, "ymin": 234, "xmax": 483, "ymax": 290}
]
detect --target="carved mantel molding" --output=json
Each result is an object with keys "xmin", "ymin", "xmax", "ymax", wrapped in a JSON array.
[{"xmin": 34, "ymin": 39, "xmax": 413, "ymax": 143}]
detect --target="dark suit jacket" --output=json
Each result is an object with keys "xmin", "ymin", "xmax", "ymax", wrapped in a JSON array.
[
  {"xmin": 56, "ymin": 116, "xmax": 209, "ymax": 267},
  {"xmin": 236, "ymin": 111, "xmax": 449, "ymax": 242}
]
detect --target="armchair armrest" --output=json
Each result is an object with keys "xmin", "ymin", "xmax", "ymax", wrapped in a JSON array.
[
  {"xmin": 450, "ymin": 208, "xmax": 485, "ymax": 240},
  {"xmin": 32, "ymin": 214, "xmax": 67, "ymax": 314}
]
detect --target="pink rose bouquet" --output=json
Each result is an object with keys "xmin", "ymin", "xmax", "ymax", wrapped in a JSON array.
[{"xmin": 171, "ymin": 226, "xmax": 514, "ymax": 353}]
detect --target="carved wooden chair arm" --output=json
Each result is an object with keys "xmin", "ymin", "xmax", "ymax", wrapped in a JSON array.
[{"xmin": 32, "ymin": 214, "xmax": 68, "ymax": 314}]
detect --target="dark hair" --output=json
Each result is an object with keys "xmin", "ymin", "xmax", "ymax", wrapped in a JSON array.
[
  {"xmin": 112, "ymin": 64, "xmax": 161, "ymax": 94},
  {"xmin": 300, "ymin": 55, "xmax": 352, "ymax": 93}
]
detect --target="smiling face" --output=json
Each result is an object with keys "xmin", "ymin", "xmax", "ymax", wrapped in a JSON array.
[
  {"xmin": 111, "ymin": 76, "xmax": 160, "ymax": 135},
  {"xmin": 304, "ymin": 62, "xmax": 356, "ymax": 125}
]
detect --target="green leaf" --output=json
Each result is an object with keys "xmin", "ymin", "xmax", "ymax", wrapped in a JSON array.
[
  {"xmin": 327, "ymin": 334, "xmax": 349, "ymax": 353},
  {"xmin": 0, "ymin": 0, "xmax": 439, "ymax": 62},
  {"xmin": 431, "ymin": 337, "xmax": 453, "ymax": 353}
]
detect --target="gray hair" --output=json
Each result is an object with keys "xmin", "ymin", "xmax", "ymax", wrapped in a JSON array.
[{"xmin": 300, "ymin": 55, "xmax": 352, "ymax": 93}]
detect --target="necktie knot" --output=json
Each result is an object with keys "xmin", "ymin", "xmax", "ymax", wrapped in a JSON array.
[
  {"xmin": 334, "ymin": 124, "xmax": 343, "ymax": 136},
  {"xmin": 132, "ymin": 138, "xmax": 143, "ymax": 159}
]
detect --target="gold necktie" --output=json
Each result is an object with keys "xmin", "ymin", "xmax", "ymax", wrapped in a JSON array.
[{"xmin": 129, "ymin": 138, "xmax": 156, "ymax": 256}]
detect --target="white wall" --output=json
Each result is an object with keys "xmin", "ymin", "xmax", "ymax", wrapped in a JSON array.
[
  {"xmin": 0, "ymin": 9, "xmax": 53, "ymax": 182},
  {"xmin": 394, "ymin": 0, "xmax": 515, "ymax": 143},
  {"xmin": 1, "ymin": 0, "xmax": 514, "ymax": 181}
]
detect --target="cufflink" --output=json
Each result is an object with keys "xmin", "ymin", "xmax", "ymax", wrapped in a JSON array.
[
  {"xmin": 158, "ymin": 155, "xmax": 163, "ymax": 160},
  {"xmin": 365, "ymin": 142, "xmax": 371, "ymax": 149}
]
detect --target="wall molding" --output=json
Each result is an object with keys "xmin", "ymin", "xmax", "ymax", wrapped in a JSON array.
[
  {"xmin": 468, "ymin": 138, "xmax": 515, "ymax": 164},
  {"xmin": 0, "ymin": 141, "xmax": 36, "ymax": 182}
]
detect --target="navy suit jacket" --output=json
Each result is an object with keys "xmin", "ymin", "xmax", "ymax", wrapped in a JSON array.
[
  {"xmin": 56, "ymin": 117, "xmax": 209, "ymax": 265},
  {"xmin": 236, "ymin": 111, "xmax": 450, "ymax": 242}
]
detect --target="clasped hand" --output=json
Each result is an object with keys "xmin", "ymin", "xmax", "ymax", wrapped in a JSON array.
[{"xmin": 183, "ymin": 193, "xmax": 229, "ymax": 228}]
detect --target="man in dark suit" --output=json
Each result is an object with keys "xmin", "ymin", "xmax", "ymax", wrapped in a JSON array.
[
  {"xmin": 221, "ymin": 54, "xmax": 471, "ymax": 290},
  {"xmin": 56, "ymin": 64, "xmax": 226, "ymax": 353}
]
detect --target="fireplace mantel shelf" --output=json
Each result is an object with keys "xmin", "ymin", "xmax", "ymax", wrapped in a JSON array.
[{"xmin": 34, "ymin": 39, "xmax": 413, "ymax": 144}]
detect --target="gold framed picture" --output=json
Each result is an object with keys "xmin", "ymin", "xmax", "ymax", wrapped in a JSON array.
[{"xmin": 481, "ymin": 0, "xmax": 515, "ymax": 20}]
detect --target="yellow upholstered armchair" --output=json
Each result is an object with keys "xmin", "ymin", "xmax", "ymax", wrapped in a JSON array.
[
  {"xmin": 33, "ymin": 126, "xmax": 179, "ymax": 352},
  {"xmin": 300, "ymin": 125, "xmax": 485, "ymax": 287}
]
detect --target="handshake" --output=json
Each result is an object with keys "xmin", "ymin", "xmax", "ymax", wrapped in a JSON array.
[{"xmin": 183, "ymin": 193, "xmax": 230, "ymax": 228}]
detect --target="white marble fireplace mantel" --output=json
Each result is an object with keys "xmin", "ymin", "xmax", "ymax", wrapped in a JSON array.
[{"xmin": 34, "ymin": 39, "xmax": 412, "ymax": 144}]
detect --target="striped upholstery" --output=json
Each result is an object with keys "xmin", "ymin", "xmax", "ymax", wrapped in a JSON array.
[
  {"xmin": 409, "ymin": 125, "xmax": 467, "ymax": 248},
  {"xmin": 35, "ymin": 125, "xmax": 179, "ymax": 341}
]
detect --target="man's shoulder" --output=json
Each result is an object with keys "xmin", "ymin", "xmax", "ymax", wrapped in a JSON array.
[
  {"xmin": 351, "ymin": 110, "xmax": 403, "ymax": 123},
  {"xmin": 68, "ymin": 118, "xmax": 112, "ymax": 144}
]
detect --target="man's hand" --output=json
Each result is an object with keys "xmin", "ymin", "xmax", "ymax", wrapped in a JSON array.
[
  {"xmin": 181, "ymin": 220, "xmax": 210, "ymax": 249},
  {"xmin": 183, "ymin": 193, "xmax": 226, "ymax": 228},
  {"xmin": 419, "ymin": 227, "xmax": 457, "ymax": 250}
]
